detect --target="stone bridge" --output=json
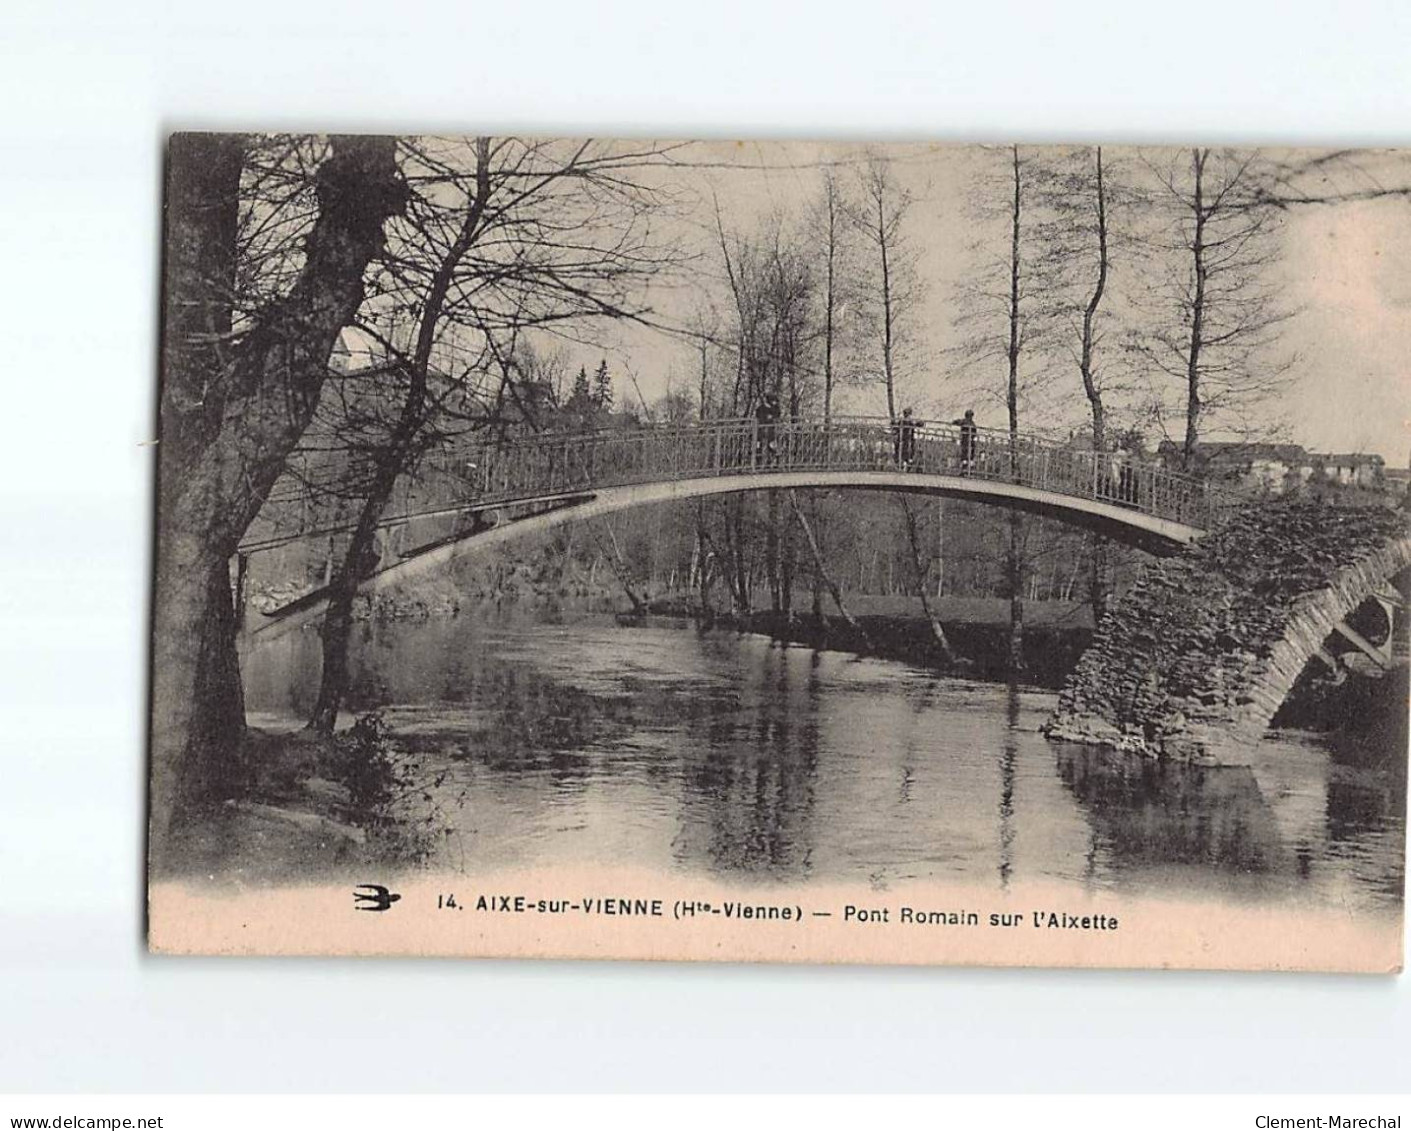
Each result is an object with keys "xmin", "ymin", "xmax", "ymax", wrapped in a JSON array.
[{"xmin": 1045, "ymin": 500, "xmax": 1411, "ymax": 764}]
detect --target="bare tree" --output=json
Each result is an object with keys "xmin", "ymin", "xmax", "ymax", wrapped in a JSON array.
[
  {"xmin": 846, "ymin": 154, "xmax": 961, "ymax": 658},
  {"xmin": 804, "ymin": 169, "xmax": 850, "ymax": 621},
  {"xmin": 811, "ymin": 167, "xmax": 857, "ymax": 424},
  {"xmin": 151, "ymin": 134, "xmax": 405, "ymax": 863},
  {"xmin": 853, "ymin": 154, "xmax": 919, "ymax": 421},
  {"xmin": 950, "ymin": 145, "xmax": 1058, "ymax": 674},
  {"xmin": 1138, "ymin": 147, "xmax": 1297, "ymax": 465},
  {"xmin": 1002, "ymin": 146, "xmax": 1028, "ymax": 673},
  {"xmin": 304, "ymin": 137, "xmax": 683, "ymax": 731},
  {"xmin": 951, "ymin": 146, "xmax": 1061, "ymax": 428},
  {"xmin": 710, "ymin": 206, "xmax": 822, "ymax": 619},
  {"xmin": 1030, "ymin": 145, "xmax": 1130, "ymax": 618}
]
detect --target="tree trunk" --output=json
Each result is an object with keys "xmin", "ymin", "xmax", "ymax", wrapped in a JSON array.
[
  {"xmin": 695, "ymin": 523, "xmax": 717, "ymax": 625},
  {"xmin": 766, "ymin": 489, "xmax": 781, "ymax": 613},
  {"xmin": 815, "ymin": 180, "xmax": 837, "ymax": 632},
  {"xmin": 809, "ymin": 493, "xmax": 825, "ymax": 623},
  {"xmin": 879, "ymin": 197, "xmax": 897, "ymax": 422},
  {"xmin": 732, "ymin": 496, "xmax": 750, "ymax": 616},
  {"xmin": 1079, "ymin": 147, "xmax": 1112, "ymax": 621},
  {"xmin": 789, "ymin": 491, "xmax": 869, "ymax": 648},
  {"xmin": 1007, "ymin": 145, "xmax": 1022, "ymax": 455},
  {"xmin": 149, "ymin": 133, "xmax": 405, "ymax": 868},
  {"xmin": 824, "ymin": 179, "xmax": 837, "ymax": 425},
  {"xmin": 695, "ymin": 503, "xmax": 713, "ymax": 619},
  {"xmin": 780, "ymin": 503, "xmax": 795, "ymax": 628},
  {"xmin": 1078, "ymin": 147, "xmax": 1109, "ymax": 459},
  {"xmin": 598, "ymin": 518, "xmax": 647, "ymax": 613},
  {"xmin": 309, "ymin": 139, "xmax": 490, "ymax": 732},
  {"xmin": 898, "ymin": 497, "xmax": 956, "ymax": 663},
  {"xmin": 1006, "ymin": 145, "xmax": 1025, "ymax": 676},
  {"xmin": 1183, "ymin": 148, "xmax": 1208, "ymax": 468},
  {"xmin": 308, "ymin": 461, "xmax": 395, "ymax": 733}
]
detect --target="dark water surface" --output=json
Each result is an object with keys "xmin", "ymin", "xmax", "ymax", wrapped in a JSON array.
[{"xmin": 242, "ymin": 611, "xmax": 1406, "ymax": 914}]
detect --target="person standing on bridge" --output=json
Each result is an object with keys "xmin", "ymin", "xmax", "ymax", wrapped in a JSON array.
[
  {"xmin": 894, "ymin": 407, "xmax": 921, "ymax": 470},
  {"xmin": 755, "ymin": 391, "xmax": 781, "ymax": 467},
  {"xmin": 1110, "ymin": 430, "xmax": 1143, "ymax": 507},
  {"xmin": 952, "ymin": 409, "xmax": 978, "ymax": 475}
]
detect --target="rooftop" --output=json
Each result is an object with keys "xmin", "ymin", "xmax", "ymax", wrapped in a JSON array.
[
  {"xmin": 1159, "ymin": 440, "xmax": 1310, "ymax": 463},
  {"xmin": 1317, "ymin": 452, "xmax": 1386, "ymax": 467}
]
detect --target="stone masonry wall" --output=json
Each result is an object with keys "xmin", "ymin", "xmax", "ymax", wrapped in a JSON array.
[{"xmin": 1045, "ymin": 499, "xmax": 1411, "ymax": 764}]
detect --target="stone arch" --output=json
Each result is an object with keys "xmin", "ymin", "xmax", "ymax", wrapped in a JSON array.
[
  {"xmin": 1047, "ymin": 505, "xmax": 1411, "ymax": 765},
  {"xmin": 1215, "ymin": 533, "xmax": 1411, "ymax": 749}
]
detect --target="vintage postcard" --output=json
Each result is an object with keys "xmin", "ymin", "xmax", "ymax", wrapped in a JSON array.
[{"xmin": 148, "ymin": 135, "xmax": 1410, "ymax": 971}]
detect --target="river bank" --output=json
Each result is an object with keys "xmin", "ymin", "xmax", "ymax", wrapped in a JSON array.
[
  {"xmin": 689, "ymin": 609, "xmax": 1087, "ymax": 688},
  {"xmin": 632, "ymin": 592, "xmax": 1092, "ymax": 687},
  {"xmin": 164, "ymin": 715, "xmax": 443, "ymax": 884}
]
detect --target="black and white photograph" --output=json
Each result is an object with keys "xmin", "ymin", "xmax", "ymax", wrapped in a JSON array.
[
  {"xmin": 144, "ymin": 135, "xmax": 1411, "ymax": 970},
  {"xmin": 10, "ymin": 0, "xmax": 1411, "ymax": 1114}
]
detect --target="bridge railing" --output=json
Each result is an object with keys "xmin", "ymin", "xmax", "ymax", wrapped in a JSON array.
[{"xmin": 424, "ymin": 416, "xmax": 1225, "ymax": 530}]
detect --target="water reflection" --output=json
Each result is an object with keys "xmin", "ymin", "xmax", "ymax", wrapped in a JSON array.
[
  {"xmin": 674, "ymin": 641, "xmax": 820, "ymax": 877},
  {"xmin": 1054, "ymin": 745, "xmax": 1284, "ymax": 873},
  {"xmin": 241, "ymin": 611, "xmax": 1405, "ymax": 914},
  {"xmin": 998, "ymin": 683, "xmax": 1020, "ymax": 891}
]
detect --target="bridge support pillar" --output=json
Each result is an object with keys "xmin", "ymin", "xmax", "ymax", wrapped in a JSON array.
[{"xmin": 1046, "ymin": 505, "xmax": 1411, "ymax": 765}]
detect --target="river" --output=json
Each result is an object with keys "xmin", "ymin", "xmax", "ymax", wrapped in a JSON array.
[{"xmin": 241, "ymin": 609, "xmax": 1406, "ymax": 916}]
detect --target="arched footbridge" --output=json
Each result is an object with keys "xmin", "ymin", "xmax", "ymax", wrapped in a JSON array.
[{"xmin": 240, "ymin": 415, "xmax": 1227, "ymax": 636}]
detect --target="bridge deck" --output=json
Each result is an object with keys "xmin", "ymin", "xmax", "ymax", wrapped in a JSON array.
[{"xmin": 241, "ymin": 416, "xmax": 1225, "ymax": 557}]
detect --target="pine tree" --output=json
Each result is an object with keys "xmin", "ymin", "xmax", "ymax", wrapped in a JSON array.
[
  {"xmin": 567, "ymin": 365, "xmax": 593, "ymax": 414},
  {"xmin": 591, "ymin": 359, "xmax": 613, "ymax": 410}
]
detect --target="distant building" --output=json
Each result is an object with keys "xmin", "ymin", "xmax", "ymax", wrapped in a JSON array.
[
  {"xmin": 1314, "ymin": 452, "xmax": 1386, "ymax": 489},
  {"xmin": 1158, "ymin": 440, "xmax": 1314, "ymax": 494},
  {"xmin": 1159, "ymin": 440, "xmax": 1392, "ymax": 496}
]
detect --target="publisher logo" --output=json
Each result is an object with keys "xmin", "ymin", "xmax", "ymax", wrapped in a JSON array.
[{"xmin": 353, "ymin": 884, "xmax": 401, "ymax": 912}]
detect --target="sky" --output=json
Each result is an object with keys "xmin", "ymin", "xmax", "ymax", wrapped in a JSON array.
[{"xmin": 554, "ymin": 140, "xmax": 1411, "ymax": 464}]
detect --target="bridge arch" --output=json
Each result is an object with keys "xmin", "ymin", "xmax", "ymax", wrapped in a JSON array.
[
  {"xmin": 244, "ymin": 415, "xmax": 1222, "ymax": 637},
  {"xmin": 247, "ymin": 472, "xmax": 1207, "ymax": 639},
  {"xmin": 1231, "ymin": 537, "xmax": 1411, "ymax": 726}
]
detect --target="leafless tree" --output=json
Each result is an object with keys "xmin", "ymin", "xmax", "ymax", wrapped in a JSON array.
[
  {"xmin": 304, "ymin": 136, "xmax": 685, "ymax": 731},
  {"xmin": 1029, "ymin": 145, "xmax": 1141, "ymax": 618},
  {"xmin": 1136, "ymin": 147, "xmax": 1298, "ymax": 465},
  {"xmin": 845, "ymin": 154, "xmax": 958, "ymax": 658},
  {"xmin": 950, "ymin": 145, "xmax": 1061, "ymax": 432},
  {"xmin": 151, "ymin": 134, "xmax": 405, "ymax": 863},
  {"xmin": 852, "ymin": 154, "xmax": 921, "ymax": 421},
  {"xmin": 949, "ymin": 145, "xmax": 1059, "ymax": 673}
]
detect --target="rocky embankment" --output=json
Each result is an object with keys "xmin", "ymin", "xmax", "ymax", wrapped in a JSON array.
[{"xmin": 1045, "ymin": 499, "xmax": 1411, "ymax": 762}]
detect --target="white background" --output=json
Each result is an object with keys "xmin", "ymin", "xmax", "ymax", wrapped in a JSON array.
[{"xmin": 2, "ymin": 0, "xmax": 1409, "ymax": 1094}]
